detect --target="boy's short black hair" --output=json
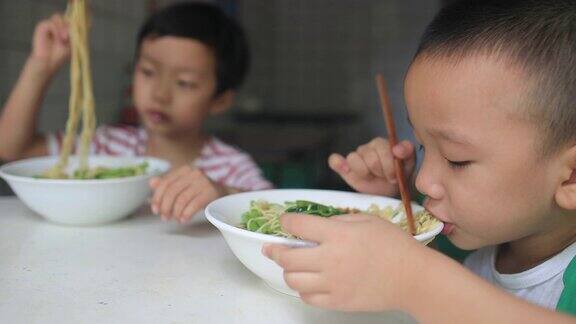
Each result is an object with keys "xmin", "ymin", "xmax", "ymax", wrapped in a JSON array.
[
  {"xmin": 414, "ymin": 0, "xmax": 576, "ymax": 156},
  {"xmin": 137, "ymin": 2, "xmax": 250, "ymax": 96}
]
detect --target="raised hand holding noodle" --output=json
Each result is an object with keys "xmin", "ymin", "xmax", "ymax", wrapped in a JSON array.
[{"xmin": 38, "ymin": 0, "xmax": 147, "ymax": 180}]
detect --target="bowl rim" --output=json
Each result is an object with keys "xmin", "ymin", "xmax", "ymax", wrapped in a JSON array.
[
  {"xmin": 0, "ymin": 155, "xmax": 170, "ymax": 185},
  {"xmin": 205, "ymin": 189, "xmax": 444, "ymax": 246}
]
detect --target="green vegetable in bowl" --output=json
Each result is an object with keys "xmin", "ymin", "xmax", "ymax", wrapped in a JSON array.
[
  {"xmin": 36, "ymin": 162, "xmax": 149, "ymax": 179},
  {"xmin": 240, "ymin": 200, "xmax": 346, "ymax": 237},
  {"xmin": 284, "ymin": 200, "xmax": 344, "ymax": 217},
  {"xmin": 73, "ymin": 162, "xmax": 149, "ymax": 179},
  {"xmin": 240, "ymin": 200, "xmax": 440, "ymax": 238}
]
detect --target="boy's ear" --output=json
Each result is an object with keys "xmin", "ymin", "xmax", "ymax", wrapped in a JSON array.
[
  {"xmin": 209, "ymin": 90, "xmax": 236, "ymax": 115},
  {"xmin": 555, "ymin": 145, "xmax": 576, "ymax": 210}
]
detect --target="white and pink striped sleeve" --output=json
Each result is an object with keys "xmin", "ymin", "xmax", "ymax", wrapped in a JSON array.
[
  {"xmin": 44, "ymin": 125, "xmax": 142, "ymax": 157},
  {"xmin": 197, "ymin": 138, "xmax": 273, "ymax": 191}
]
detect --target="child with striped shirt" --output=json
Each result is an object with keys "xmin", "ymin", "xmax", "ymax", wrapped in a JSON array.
[{"xmin": 0, "ymin": 3, "xmax": 272, "ymax": 223}]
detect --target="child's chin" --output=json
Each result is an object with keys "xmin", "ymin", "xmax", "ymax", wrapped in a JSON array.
[
  {"xmin": 147, "ymin": 125, "xmax": 193, "ymax": 138},
  {"xmin": 144, "ymin": 122, "xmax": 173, "ymax": 133},
  {"xmin": 446, "ymin": 233, "xmax": 484, "ymax": 251}
]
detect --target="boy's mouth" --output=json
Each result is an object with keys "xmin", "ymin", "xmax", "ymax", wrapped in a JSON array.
[
  {"xmin": 422, "ymin": 200, "xmax": 454, "ymax": 235},
  {"xmin": 146, "ymin": 111, "xmax": 169, "ymax": 124},
  {"xmin": 441, "ymin": 222, "xmax": 455, "ymax": 235}
]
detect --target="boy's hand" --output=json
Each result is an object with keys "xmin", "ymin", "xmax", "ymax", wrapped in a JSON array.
[
  {"xmin": 263, "ymin": 213, "xmax": 423, "ymax": 311},
  {"xmin": 149, "ymin": 165, "xmax": 228, "ymax": 223},
  {"xmin": 329, "ymin": 137, "xmax": 416, "ymax": 197},
  {"xmin": 30, "ymin": 14, "xmax": 71, "ymax": 74}
]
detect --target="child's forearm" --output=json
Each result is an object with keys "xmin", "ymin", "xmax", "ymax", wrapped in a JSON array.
[
  {"xmin": 399, "ymin": 248, "xmax": 573, "ymax": 323},
  {"xmin": 0, "ymin": 57, "xmax": 54, "ymax": 160}
]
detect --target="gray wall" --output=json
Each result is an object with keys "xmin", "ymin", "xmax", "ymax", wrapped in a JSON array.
[{"xmin": 238, "ymin": 0, "xmax": 439, "ymax": 150}]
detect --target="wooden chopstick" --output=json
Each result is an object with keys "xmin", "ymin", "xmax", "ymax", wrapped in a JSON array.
[{"xmin": 375, "ymin": 74, "xmax": 417, "ymax": 235}]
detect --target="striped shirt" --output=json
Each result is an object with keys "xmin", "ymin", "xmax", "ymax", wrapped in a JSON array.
[{"xmin": 47, "ymin": 125, "xmax": 273, "ymax": 191}]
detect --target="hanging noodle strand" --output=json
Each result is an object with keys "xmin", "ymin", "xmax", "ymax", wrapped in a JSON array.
[{"xmin": 45, "ymin": 0, "xmax": 95, "ymax": 178}]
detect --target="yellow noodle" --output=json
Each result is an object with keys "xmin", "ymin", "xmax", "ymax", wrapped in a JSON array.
[{"xmin": 46, "ymin": 0, "xmax": 95, "ymax": 178}]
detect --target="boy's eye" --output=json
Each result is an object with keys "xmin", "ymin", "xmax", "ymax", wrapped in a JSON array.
[
  {"xmin": 446, "ymin": 159, "xmax": 471, "ymax": 169},
  {"xmin": 139, "ymin": 66, "xmax": 155, "ymax": 77},
  {"xmin": 177, "ymin": 80, "xmax": 197, "ymax": 89}
]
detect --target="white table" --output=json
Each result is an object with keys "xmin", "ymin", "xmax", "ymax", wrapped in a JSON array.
[{"xmin": 0, "ymin": 197, "xmax": 415, "ymax": 324}]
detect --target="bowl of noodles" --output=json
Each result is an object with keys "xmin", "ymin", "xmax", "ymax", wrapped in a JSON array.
[
  {"xmin": 205, "ymin": 189, "xmax": 443, "ymax": 297},
  {"xmin": 0, "ymin": 155, "xmax": 170, "ymax": 225}
]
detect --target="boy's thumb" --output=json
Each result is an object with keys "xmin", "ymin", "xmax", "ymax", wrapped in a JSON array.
[
  {"xmin": 331, "ymin": 214, "xmax": 374, "ymax": 223},
  {"xmin": 280, "ymin": 213, "xmax": 338, "ymax": 242}
]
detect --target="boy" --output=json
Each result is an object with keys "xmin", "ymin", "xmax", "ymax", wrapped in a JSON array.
[
  {"xmin": 0, "ymin": 2, "xmax": 272, "ymax": 223},
  {"xmin": 264, "ymin": 0, "xmax": 576, "ymax": 322}
]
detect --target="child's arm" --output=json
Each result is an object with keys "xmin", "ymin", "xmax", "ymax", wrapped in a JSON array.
[
  {"xmin": 0, "ymin": 14, "xmax": 70, "ymax": 161},
  {"xmin": 149, "ymin": 165, "xmax": 239, "ymax": 223},
  {"xmin": 263, "ymin": 214, "xmax": 574, "ymax": 323},
  {"xmin": 329, "ymin": 137, "xmax": 416, "ymax": 198}
]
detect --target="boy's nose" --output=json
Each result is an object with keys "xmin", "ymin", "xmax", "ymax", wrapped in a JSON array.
[
  {"xmin": 415, "ymin": 165, "xmax": 445, "ymax": 200},
  {"xmin": 152, "ymin": 80, "xmax": 171, "ymax": 104}
]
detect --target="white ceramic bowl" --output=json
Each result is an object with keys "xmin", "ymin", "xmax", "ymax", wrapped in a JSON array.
[
  {"xmin": 0, "ymin": 155, "xmax": 170, "ymax": 226},
  {"xmin": 205, "ymin": 189, "xmax": 443, "ymax": 297}
]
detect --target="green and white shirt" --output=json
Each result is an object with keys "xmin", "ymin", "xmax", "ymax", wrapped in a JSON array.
[{"xmin": 464, "ymin": 241, "xmax": 576, "ymax": 314}]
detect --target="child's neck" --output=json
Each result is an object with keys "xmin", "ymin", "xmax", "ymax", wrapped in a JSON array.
[
  {"xmin": 145, "ymin": 131, "xmax": 207, "ymax": 168},
  {"xmin": 495, "ymin": 214, "xmax": 576, "ymax": 274}
]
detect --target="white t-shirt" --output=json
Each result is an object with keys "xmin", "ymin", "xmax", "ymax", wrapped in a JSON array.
[
  {"xmin": 464, "ymin": 241, "xmax": 576, "ymax": 309},
  {"xmin": 47, "ymin": 125, "xmax": 273, "ymax": 191}
]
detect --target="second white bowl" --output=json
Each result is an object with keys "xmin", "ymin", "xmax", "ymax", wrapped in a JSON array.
[
  {"xmin": 0, "ymin": 155, "xmax": 170, "ymax": 225},
  {"xmin": 205, "ymin": 189, "xmax": 443, "ymax": 297}
]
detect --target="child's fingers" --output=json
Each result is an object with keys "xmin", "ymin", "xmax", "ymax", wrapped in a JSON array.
[
  {"xmin": 392, "ymin": 140, "xmax": 416, "ymax": 176},
  {"xmin": 152, "ymin": 167, "xmax": 190, "ymax": 207},
  {"xmin": 284, "ymin": 272, "xmax": 327, "ymax": 295},
  {"xmin": 300, "ymin": 293, "xmax": 333, "ymax": 309},
  {"xmin": 48, "ymin": 14, "xmax": 63, "ymax": 37},
  {"xmin": 179, "ymin": 193, "xmax": 210, "ymax": 222},
  {"xmin": 327, "ymin": 153, "xmax": 349, "ymax": 174},
  {"xmin": 391, "ymin": 140, "xmax": 414, "ymax": 159},
  {"xmin": 262, "ymin": 243, "xmax": 289, "ymax": 261},
  {"xmin": 345, "ymin": 151, "xmax": 371, "ymax": 178},
  {"xmin": 365, "ymin": 137, "xmax": 397, "ymax": 183},
  {"xmin": 174, "ymin": 188, "xmax": 213, "ymax": 222},
  {"xmin": 263, "ymin": 243, "xmax": 323, "ymax": 272},
  {"xmin": 372, "ymin": 146, "xmax": 396, "ymax": 184},
  {"xmin": 172, "ymin": 184, "xmax": 199, "ymax": 218},
  {"xmin": 158, "ymin": 179, "xmax": 192, "ymax": 219},
  {"xmin": 280, "ymin": 213, "xmax": 342, "ymax": 243},
  {"xmin": 149, "ymin": 177, "xmax": 161, "ymax": 189},
  {"xmin": 356, "ymin": 145, "xmax": 385, "ymax": 177},
  {"xmin": 43, "ymin": 20, "xmax": 60, "ymax": 43},
  {"xmin": 331, "ymin": 214, "xmax": 375, "ymax": 223},
  {"xmin": 53, "ymin": 15, "xmax": 69, "ymax": 42}
]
